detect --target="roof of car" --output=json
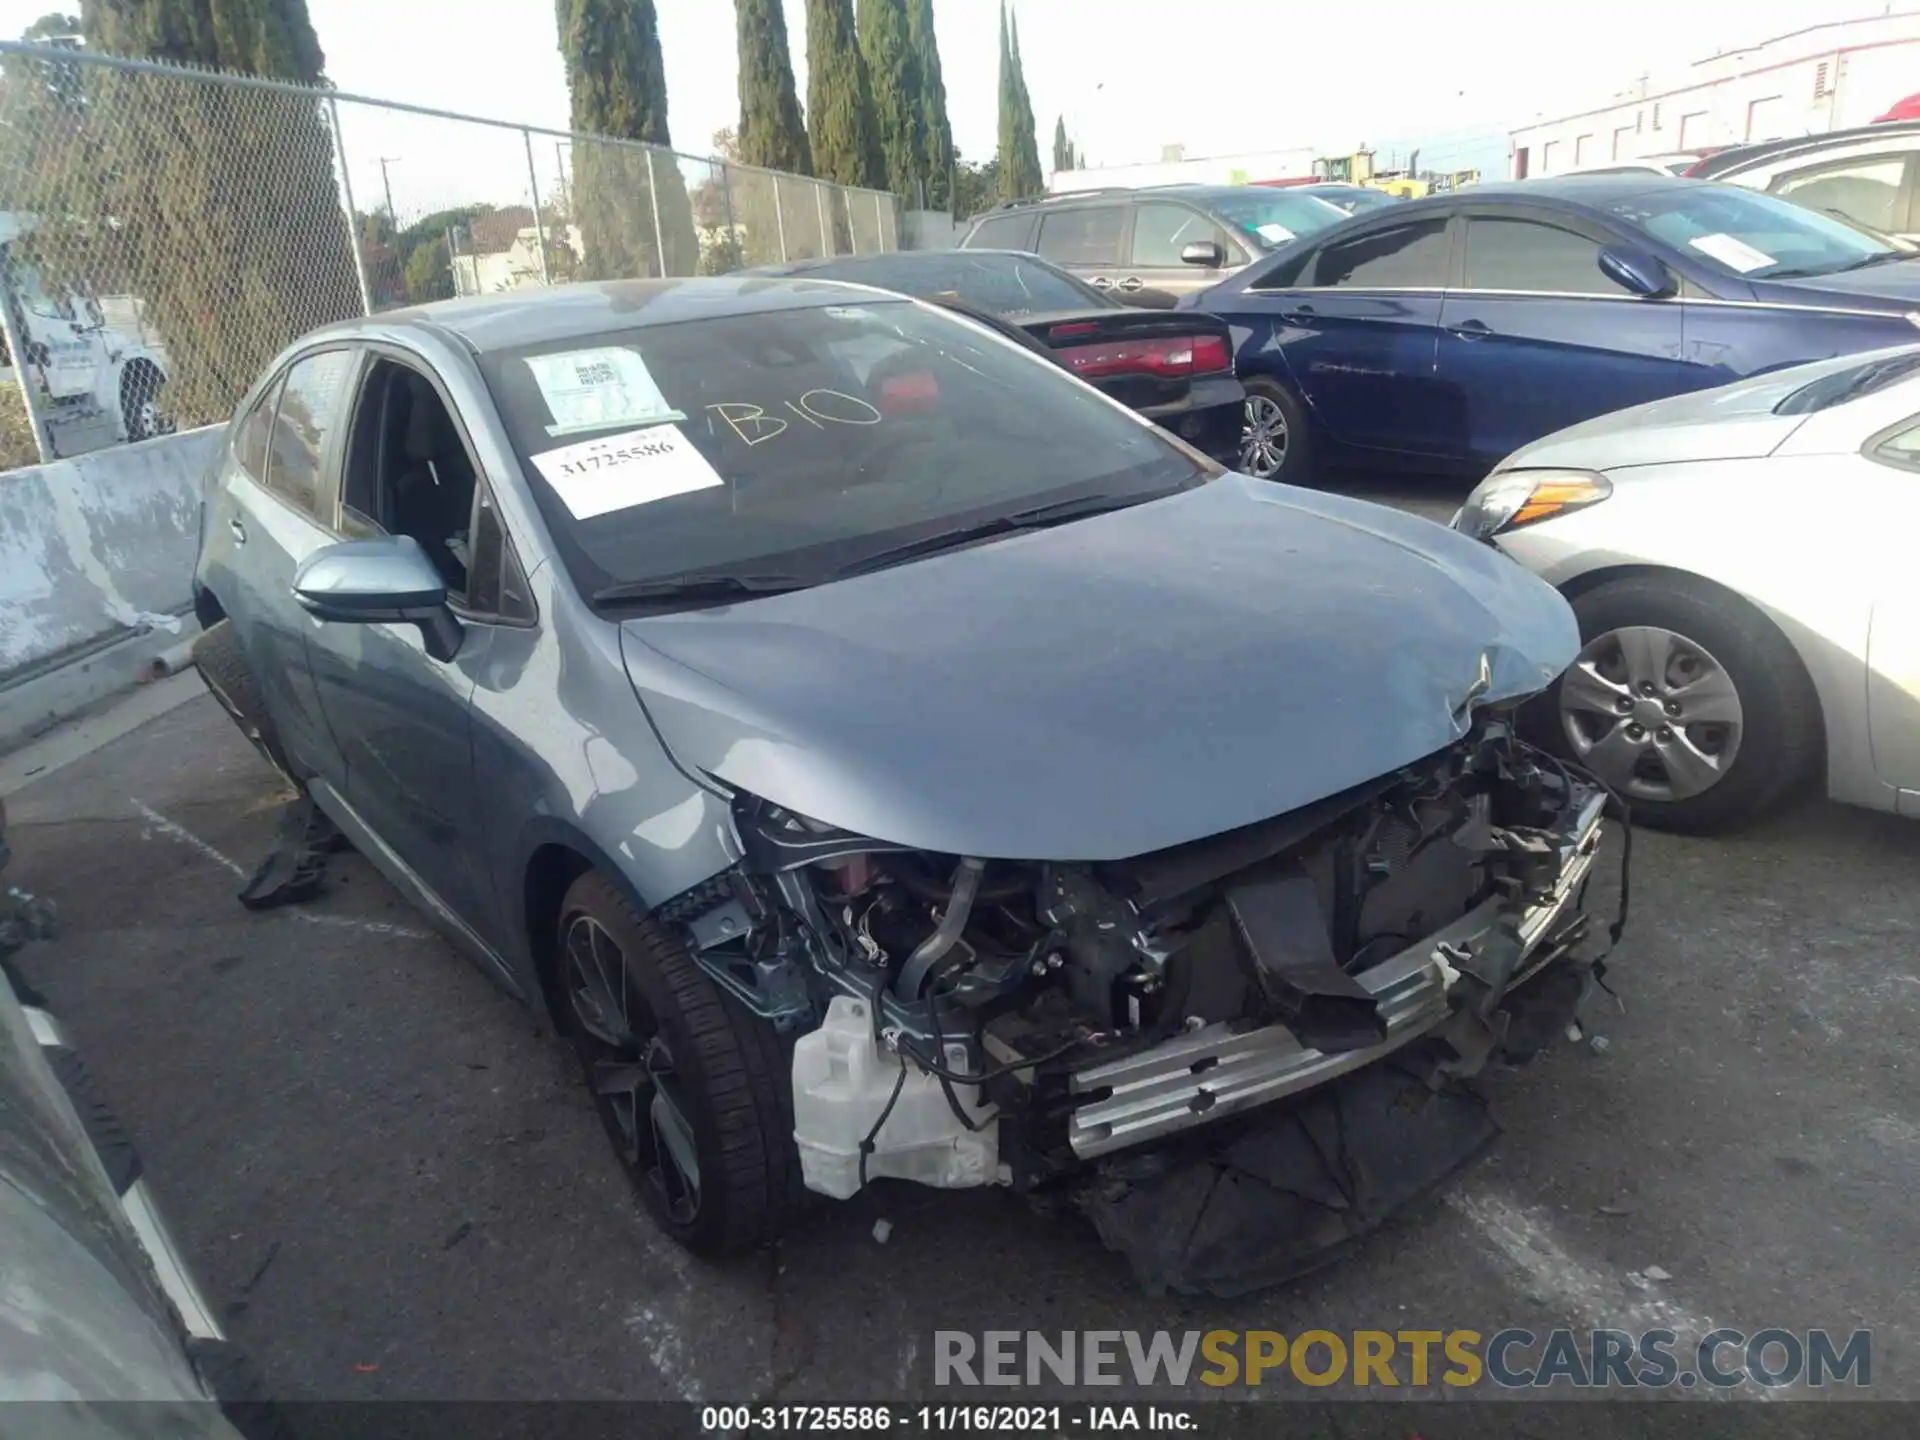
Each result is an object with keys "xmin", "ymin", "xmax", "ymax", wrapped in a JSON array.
[
  {"xmin": 1375, "ymin": 174, "xmax": 1720, "ymax": 216},
  {"xmin": 746, "ymin": 249, "xmax": 1042, "ymax": 277},
  {"xmin": 1690, "ymin": 119, "xmax": 1920, "ymax": 177},
  {"xmin": 348, "ymin": 276, "xmax": 897, "ymax": 353}
]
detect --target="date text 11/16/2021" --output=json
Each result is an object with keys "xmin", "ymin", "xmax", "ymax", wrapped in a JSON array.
[{"xmin": 700, "ymin": 1405, "xmax": 1196, "ymax": 1432}]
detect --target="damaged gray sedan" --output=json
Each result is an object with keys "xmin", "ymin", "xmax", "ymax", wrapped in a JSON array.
[{"xmin": 190, "ymin": 277, "xmax": 1621, "ymax": 1293}]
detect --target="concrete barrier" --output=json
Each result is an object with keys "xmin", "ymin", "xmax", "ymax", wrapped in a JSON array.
[{"xmin": 0, "ymin": 427, "xmax": 220, "ymax": 750}]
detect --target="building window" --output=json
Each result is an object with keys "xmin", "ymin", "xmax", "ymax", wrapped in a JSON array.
[
  {"xmin": 1814, "ymin": 60, "xmax": 1833, "ymax": 99},
  {"xmin": 1652, "ymin": 102, "xmax": 1662, "ymax": 129}
]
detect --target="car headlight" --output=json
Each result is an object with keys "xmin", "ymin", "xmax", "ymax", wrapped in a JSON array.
[{"xmin": 1451, "ymin": 469, "xmax": 1612, "ymax": 542}]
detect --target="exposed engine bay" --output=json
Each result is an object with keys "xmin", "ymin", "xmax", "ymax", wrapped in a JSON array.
[{"xmin": 663, "ymin": 717, "xmax": 1620, "ymax": 1205}]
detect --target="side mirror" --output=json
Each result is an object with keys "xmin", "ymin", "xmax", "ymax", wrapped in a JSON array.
[
  {"xmin": 1180, "ymin": 240, "xmax": 1227, "ymax": 268},
  {"xmin": 1597, "ymin": 244, "xmax": 1676, "ymax": 299},
  {"xmin": 292, "ymin": 535, "xmax": 464, "ymax": 662}
]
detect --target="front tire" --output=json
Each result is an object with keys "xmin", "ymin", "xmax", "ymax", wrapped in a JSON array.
[
  {"xmin": 557, "ymin": 871, "xmax": 801, "ymax": 1255},
  {"xmin": 192, "ymin": 620, "xmax": 294, "ymax": 781},
  {"xmin": 1238, "ymin": 376, "xmax": 1311, "ymax": 482},
  {"xmin": 1549, "ymin": 574, "xmax": 1822, "ymax": 833}
]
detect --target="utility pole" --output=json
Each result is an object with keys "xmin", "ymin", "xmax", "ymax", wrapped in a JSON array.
[{"xmin": 378, "ymin": 156, "xmax": 402, "ymax": 223}]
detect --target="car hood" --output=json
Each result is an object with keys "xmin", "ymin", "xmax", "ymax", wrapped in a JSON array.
[
  {"xmin": 1494, "ymin": 360, "xmax": 1841, "ymax": 472},
  {"xmin": 1763, "ymin": 259, "xmax": 1920, "ymax": 307},
  {"xmin": 618, "ymin": 476, "xmax": 1578, "ymax": 861}
]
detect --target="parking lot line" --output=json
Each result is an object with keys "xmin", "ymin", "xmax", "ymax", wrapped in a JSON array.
[
  {"xmin": 129, "ymin": 795, "xmax": 433, "ymax": 942},
  {"xmin": 1445, "ymin": 1188, "xmax": 1770, "ymax": 1400}
]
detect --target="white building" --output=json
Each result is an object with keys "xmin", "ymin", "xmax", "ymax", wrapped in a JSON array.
[
  {"xmin": 1049, "ymin": 144, "xmax": 1321, "ymax": 192},
  {"xmin": 1509, "ymin": 10, "xmax": 1920, "ymax": 178}
]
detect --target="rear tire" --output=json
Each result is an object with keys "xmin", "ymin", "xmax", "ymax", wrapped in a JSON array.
[
  {"xmin": 1548, "ymin": 574, "xmax": 1822, "ymax": 833},
  {"xmin": 1239, "ymin": 375, "xmax": 1312, "ymax": 483},
  {"xmin": 557, "ymin": 871, "xmax": 802, "ymax": 1256},
  {"xmin": 191, "ymin": 620, "xmax": 294, "ymax": 781}
]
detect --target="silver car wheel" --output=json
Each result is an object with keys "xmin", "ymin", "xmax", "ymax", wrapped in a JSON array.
[
  {"xmin": 1241, "ymin": 394, "xmax": 1289, "ymax": 478},
  {"xmin": 1559, "ymin": 624, "xmax": 1745, "ymax": 803}
]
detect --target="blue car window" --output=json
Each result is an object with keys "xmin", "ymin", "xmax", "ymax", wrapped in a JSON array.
[
  {"xmin": 1603, "ymin": 184, "xmax": 1894, "ymax": 279},
  {"xmin": 1310, "ymin": 219, "xmax": 1449, "ymax": 288},
  {"xmin": 1462, "ymin": 218, "xmax": 1626, "ymax": 295},
  {"xmin": 479, "ymin": 300, "xmax": 1207, "ymax": 596}
]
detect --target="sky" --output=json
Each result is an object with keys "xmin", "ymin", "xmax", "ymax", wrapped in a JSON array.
[{"xmin": 0, "ymin": 0, "xmax": 1877, "ymax": 221}]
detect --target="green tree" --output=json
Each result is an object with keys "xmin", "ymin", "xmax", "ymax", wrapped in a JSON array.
[
  {"xmin": 401, "ymin": 236, "xmax": 451, "ymax": 304},
  {"xmin": 856, "ymin": 0, "xmax": 919, "ymax": 199},
  {"xmin": 42, "ymin": 0, "xmax": 366, "ymax": 426},
  {"xmin": 905, "ymin": 0, "xmax": 951, "ymax": 208},
  {"xmin": 951, "ymin": 149, "xmax": 999, "ymax": 219},
  {"xmin": 556, "ymin": 0, "xmax": 700, "ymax": 280},
  {"xmin": 734, "ymin": 0, "xmax": 809, "ymax": 174},
  {"xmin": 994, "ymin": 5, "xmax": 1041, "ymax": 199},
  {"xmin": 804, "ymin": 0, "xmax": 879, "ymax": 189},
  {"xmin": 1051, "ymin": 113, "xmax": 1067, "ymax": 174}
]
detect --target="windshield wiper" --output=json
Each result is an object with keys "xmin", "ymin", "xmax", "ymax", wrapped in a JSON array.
[
  {"xmin": 833, "ymin": 491, "xmax": 1165, "ymax": 579},
  {"xmin": 1766, "ymin": 252, "xmax": 1905, "ymax": 280},
  {"xmin": 593, "ymin": 572, "xmax": 814, "ymax": 606}
]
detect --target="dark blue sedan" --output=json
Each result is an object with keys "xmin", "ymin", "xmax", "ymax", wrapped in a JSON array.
[{"xmin": 1189, "ymin": 175, "xmax": 1920, "ymax": 480}]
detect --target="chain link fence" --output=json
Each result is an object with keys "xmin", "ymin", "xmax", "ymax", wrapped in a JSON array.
[{"xmin": 0, "ymin": 39, "xmax": 900, "ymax": 467}]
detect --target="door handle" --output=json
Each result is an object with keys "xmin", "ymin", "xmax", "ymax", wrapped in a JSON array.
[
  {"xmin": 228, "ymin": 516, "xmax": 247, "ymax": 545},
  {"xmin": 1115, "ymin": 276, "xmax": 1145, "ymax": 292},
  {"xmin": 1447, "ymin": 318, "xmax": 1492, "ymax": 340},
  {"xmin": 1087, "ymin": 276, "xmax": 1114, "ymax": 289},
  {"xmin": 1280, "ymin": 303, "xmax": 1316, "ymax": 324}
]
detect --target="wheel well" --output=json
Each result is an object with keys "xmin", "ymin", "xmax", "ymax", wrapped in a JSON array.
[
  {"xmin": 193, "ymin": 584, "xmax": 226, "ymax": 632},
  {"xmin": 119, "ymin": 356, "xmax": 162, "ymax": 398},
  {"xmin": 1556, "ymin": 561, "xmax": 1829, "ymax": 784},
  {"xmin": 524, "ymin": 843, "xmax": 594, "ymax": 1028}
]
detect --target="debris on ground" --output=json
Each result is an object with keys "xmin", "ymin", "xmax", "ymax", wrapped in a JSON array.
[
  {"xmin": 871, "ymin": 1219, "xmax": 893, "ymax": 1245},
  {"xmin": 1589, "ymin": 1033, "xmax": 1612, "ymax": 1055},
  {"xmin": 1643, "ymin": 1263, "xmax": 1672, "ymax": 1281},
  {"xmin": 237, "ymin": 792, "xmax": 344, "ymax": 911}
]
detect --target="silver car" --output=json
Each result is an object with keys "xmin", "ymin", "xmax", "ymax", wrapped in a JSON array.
[
  {"xmin": 191, "ymin": 278, "xmax": 1616, "ymax": 1290},
  {"xmin": 0, "ymin": 801, "xmax": 250, "ymax": 1435},
  {"xmin": 1454, "ymin": 344, "xmax": 1920, "ymax": 832}
]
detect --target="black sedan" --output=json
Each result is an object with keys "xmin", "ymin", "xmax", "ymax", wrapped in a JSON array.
[{"xmin": 747, "ymin": 249, "xmax": 1246, "ymax": 464}]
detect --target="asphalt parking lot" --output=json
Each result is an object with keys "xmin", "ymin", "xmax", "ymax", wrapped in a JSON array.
[{"xmin": 4, "ymin": 481, "xmax": 1916, "ymax": 1430}]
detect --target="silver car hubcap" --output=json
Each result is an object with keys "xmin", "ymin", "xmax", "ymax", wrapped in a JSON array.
[
  {"xmin": 1241, "ymin": 395, "xmax": 1289, "ymax": 477},
  {"xmin": 1559, "ymin": 625, "xmax": 1744, "ymax": 803}
]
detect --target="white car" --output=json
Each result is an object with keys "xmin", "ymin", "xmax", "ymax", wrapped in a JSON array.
[{"xmin": 1453, "ymin": 345, "xmax": 1920, "ymax": 832}]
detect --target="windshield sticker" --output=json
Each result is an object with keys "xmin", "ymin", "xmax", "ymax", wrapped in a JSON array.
[
  {"xmin": 1686, "ymin": 232, "xmax": 1775, "ymax": 274},
  {"xmin": 1256, "ymin": 222, "xmax": 1296, "ymax": 244},
  {"xmin": 823, "ymin": 305, "xmax": 877, "ymax": 320},
  {"xmin": 529, "ymin": 425, "xmax": 722, "ymax": 520},
  {"xmin": 524, "ymin": 347, "xmax": 686, "ymax": 437},
  {"xmin": 705, "ymin": 390, "xmax": 885, "ymax": 447}
]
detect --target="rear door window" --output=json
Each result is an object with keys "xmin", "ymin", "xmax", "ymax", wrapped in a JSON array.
[
  {"xmin": 263, "ymin": 349, "xmax": 357, "ymax": 520},
  {"xmin": 233, "ymin": 373, "xmax": 284, "ymax": 482},
  {"xmin": 1036, "ymin": 205, "xmax": 1127, "ymax": 265},
  {"xmin": 1462, "ymin": 217, "xmax": 1625, "ymax": 295},
  {"xmin": 1310, "ymin": 218, "xmax": 1450, "ymax": 288},
  {"xmin": 964, "ymin": 212, "xmax": 1037, "ymax": 250}
]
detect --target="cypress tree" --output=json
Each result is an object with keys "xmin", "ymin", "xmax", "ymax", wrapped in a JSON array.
[
  {"xmin": 68, "ymin": 0, "xmax": 363, "ymax": 425},
  {"xmin": 1007, "ymin": 10, "xmax": 1042, "ymax": 194},
  {"xmin": 557, "ymin": 0, "xmax": 699, "ymax": 280},
  {"xmin": 805, "ymin": 0, "xmax": 880, "ymax": 189},
  {"xmin": 735, "ymin": 0, "xmax": 810, "ymax": 175},
  {"xmin": 995, "ymin": 4, "xmax": 1041, "ymax": 199},
  {"xmin": 905, "ymin": 0, "xmax": 951, "ymax": 208},
  {"xmin": 1051, "ymin": 114, "xmax": 1067, "ymax": 174},
  {"xmin": 856, "ymin": 0, "xmax": 921, "ymax": 200}
]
